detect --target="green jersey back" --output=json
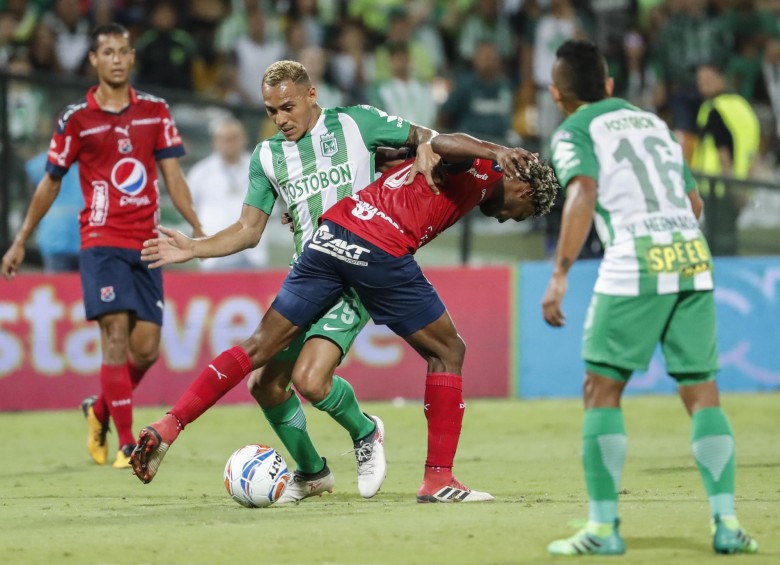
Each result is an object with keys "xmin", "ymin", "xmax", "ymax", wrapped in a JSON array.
[
  {"xmin": 550, "ymin": 98, "xmax": 713, "ymax": 296},
  {"xmin": 245, "ymin": 105, "xmax": 411, "ymax": 255}
]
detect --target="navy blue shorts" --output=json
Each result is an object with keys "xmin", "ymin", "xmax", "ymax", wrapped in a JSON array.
[
  {"xmin": 272, "ymin": 221, "xmax": 445, "ymax": 337},
  {"xmin": 80, "ymin": 246, "xmax": 164, "ymax": 325}
]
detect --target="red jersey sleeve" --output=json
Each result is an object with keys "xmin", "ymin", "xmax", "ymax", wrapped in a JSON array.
[
  {"xmin": 153, "ymin": 103, "xmax": 185, "ymax": 160},
  {"xmin": 46, "ymin": 107, "xmax": 83, "ymax": 177}
]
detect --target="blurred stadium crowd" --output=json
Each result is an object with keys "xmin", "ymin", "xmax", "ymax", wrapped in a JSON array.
[
  {"xmin": 2, "ymin": 0, "xmax": 780, "ymax": 159},
  {"xmin": 3, "ymin": 0, "xmax": 780, "ymax": 267}
]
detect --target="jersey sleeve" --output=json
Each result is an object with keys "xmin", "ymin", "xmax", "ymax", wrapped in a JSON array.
[
  {"xmin": 341, "ymin": 105, "xmax": 412, "ymax": 150},
  {"xmin": 153, "ymin": 103, "xmax": 186, "ymax": 160},
  {"xmin": 244, "ymin": 145, "xmax": 278, "ymax": 215},
  {"xmin": 550, "ymin": 126, "xmax": 599, "ymax": 190},
  {"xmin": 45, "ymin": 108, "xmax": 83, "ymax": 177}
]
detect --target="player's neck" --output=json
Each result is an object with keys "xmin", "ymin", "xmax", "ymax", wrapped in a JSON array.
[{"xmin": 94, "ymin": 82, "xmax": 131, "ymax": 112}]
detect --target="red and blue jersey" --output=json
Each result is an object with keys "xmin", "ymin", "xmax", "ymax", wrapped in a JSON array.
[
  {"xmin": 322, "ymin": 157, "xmax": 502, "ymax": 256},
  {"xmin": 46, "ymin": 86, "xmax": 185, "ymax": 250}
]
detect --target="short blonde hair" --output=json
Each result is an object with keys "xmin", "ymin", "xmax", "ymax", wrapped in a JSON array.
[{"xmin": 262, "ymin": 60, "xmax": 311, "ymax": 87}]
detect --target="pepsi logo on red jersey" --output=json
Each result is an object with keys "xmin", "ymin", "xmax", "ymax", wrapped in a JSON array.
[{"xmin": 111, "ymin": 158, "xmax": 147, "ymax": 195}]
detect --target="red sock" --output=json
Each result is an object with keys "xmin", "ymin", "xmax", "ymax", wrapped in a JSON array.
[
  {"xmin": 169, "ymin": 346, "xmax": 253, "ymax": 428},
  {"xmin": 127, "ymin": 359, "xmax": 148, "ymax": 388},
  {"xmin": 100, "ymin": 363, "xmax": 135, "ymax": 447},
  {"xmin": 423, "ymin": 372, "xmax": 465, "ymax": 472},
  {"xmin": 93, "ymin": 360, "xmax": 149, "ymax": 424}
]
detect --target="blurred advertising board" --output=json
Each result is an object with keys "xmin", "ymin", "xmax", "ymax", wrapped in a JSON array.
[
  {"xmin": 0, "ymin": 267, "xmax": 510, "ymax": 410},
  {"xmin": 517, "ymin": 257, "xmax": 780, "ymax": 398}
]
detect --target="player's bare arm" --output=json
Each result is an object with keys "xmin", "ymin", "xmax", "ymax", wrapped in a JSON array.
[
  {"xmin": 158, "ymin": 157, "xmax": 206, "ymax": 238},
  {"xmin": 1, "ymin": 173, "xmax": 63, "ymax": 280},
  {"xmin": 542, "ymin": 175, "xmax": 597, "ymax": 328},
  {"xmin": 431, "ymin": 133, "xmax": 537, "ymax": 176},
  {"xmin": 404, "ymin": 124, "xmax": 442, "ymax": 193},
  {"xmin": 142, "ymin": 204, "xmax": 270, "ymax": 269},
  {"xmin": 688, "ymin": 189, "xmax": 704, "ymax": 220}
]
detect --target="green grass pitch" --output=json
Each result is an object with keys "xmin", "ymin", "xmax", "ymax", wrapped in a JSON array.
[{"xmin": 1, "ymin": 394, "xmax": 778, "ymax": 565}]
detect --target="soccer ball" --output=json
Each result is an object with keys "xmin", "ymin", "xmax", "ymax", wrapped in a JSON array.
[{"xmin": 223, "ymin": 444, "xmax": 291, "ymax": 508}]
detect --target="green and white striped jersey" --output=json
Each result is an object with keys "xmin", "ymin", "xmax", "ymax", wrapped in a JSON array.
[
  {"xmin": 550, "ymin": 98, "xmax": 714, "ymax": 296},
  {"xmin": 245, "ymin": 105, "xmax": 411, "ymax": 256}
]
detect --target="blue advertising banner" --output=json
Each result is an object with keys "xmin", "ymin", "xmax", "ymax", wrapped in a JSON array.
[{"xmin": 517, "ymin": 257, "xmax": 780, "ymax": 398}]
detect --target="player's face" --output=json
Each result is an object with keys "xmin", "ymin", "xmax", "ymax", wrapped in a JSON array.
[
  {"xmin": 263, "ymin": 80, "xmax": 319, "ymax": 142},
  {"xmin": 89, "ymin": 33, "xmax": 134, "ymax": 88},
  {"xmin": 480, "ymin": 179, "xmax": 536, "ymax": 223}
]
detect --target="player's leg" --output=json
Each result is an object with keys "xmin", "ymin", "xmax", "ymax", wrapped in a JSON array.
[
  {"xmin": 78, "ymin": 247, "xmax": 137, "ymax": 466},
  {"xmin": 247, "ymin": 358, "xmax": 335, "ymax": 504},
  {"xmin": 547, "ymin": 368, "xmax": 629, "ymax": 556},
  {"xmin": 548, "ymin": 293, "xmax": 674, "ymax": 556},
  {"xmin": 402, "ymin": 311, "xmax": 495, "ymax": 502},
  {"xmin": 666, "ymin": 291, "xmax": 758, "ymax": 554},
  {"xmin": 97, "ymin": 310, "xmax": 136, "ymax": 467},
  {"xmin": 127, "ymin": 318, "xmax": 161, "ymax": 385},
  {"xmin": 292, "ymin": 290, "xmax": 384, "ymax": 498},
  {"xmin": 329, "ymin": 222, "xmax": 492, "ymax": 503},
  {"xmin": 131, "ymin": 307, "xmax": 303, "ymax": 483},
  {"xmin": 131, "ymin": 246, "xmax": 343, "ymax": 483}
]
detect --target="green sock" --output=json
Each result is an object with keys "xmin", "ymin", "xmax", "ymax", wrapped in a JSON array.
[
  {"xmin": 691, "ymin": 406, "xmax": 736, "ymax": 518},
  {"xmin": 582, "ymin": 407, "xmax": 627, "ymax": 525},
  {"xmin": 313, "ymin": 375, "xmax": 374, "ymax": 441},
  {"xmin": 262, "ymin": 393, "xmax": 323, "ymax": 475}
]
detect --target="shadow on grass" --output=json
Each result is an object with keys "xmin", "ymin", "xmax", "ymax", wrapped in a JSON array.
[{"xmin": 625, "ymin": 536, "xmax": 710, "ymax": 553}]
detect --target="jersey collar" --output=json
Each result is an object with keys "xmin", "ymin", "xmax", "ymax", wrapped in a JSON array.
[{"xmin": 86, "ymin": 85, "xmax": 139, "ymax": 111}]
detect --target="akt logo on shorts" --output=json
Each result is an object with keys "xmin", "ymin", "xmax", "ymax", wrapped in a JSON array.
[
  {"xmin": 100, "ymin": 286, "xmax": 116, "ymax": 302},
  {"xmin": 309, "ymin": 224, "xmax": 370, "ymax": 266}
]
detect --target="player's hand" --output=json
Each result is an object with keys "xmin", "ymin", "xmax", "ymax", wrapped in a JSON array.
[
  {"xmin": 192, "ymin": 227, "xmax": 207, "ymax": 239},
  {"xmin": 495, "ymin": 147, "xmax": 538, "ymax": 180},
  {"xmin": 542, "ymin": 274, "xmax": 567, "ymax": 327},
  {"xmin": 405, "ymin": 142, "xmax": 442, "ymax": 194},
  {"xmin": 281, "ymin": 213, "xmax": 295, "ymax": 233},
  {"xmin": 1, "ymin": 242, "xmax": 25, "ymax": 281},
  {"xmin": 141, "ymin": 225, "xmax": 195, "ymax": 268}
]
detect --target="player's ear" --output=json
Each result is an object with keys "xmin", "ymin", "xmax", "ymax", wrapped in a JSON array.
[
  {"xmin": 605, "ymin": 77, "xmax": 615, "ymax": 97},
  {"xmin": 548, "ymin": 84, "xmax": 561, "ymax": 106}
]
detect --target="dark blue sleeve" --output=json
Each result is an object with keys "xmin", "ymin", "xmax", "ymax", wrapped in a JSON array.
[{"xmin": 154, "ymin": 145, "xmax": 186, "ymax": 161}]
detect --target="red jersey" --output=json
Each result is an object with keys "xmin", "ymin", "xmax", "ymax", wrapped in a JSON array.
[
  {"xmin": 323, "ymin": 158, "xmax": 502, "ymax": 256},
  {"xmin": 46, "ymin": 86, "xmax": 185, "ymax": 250}
]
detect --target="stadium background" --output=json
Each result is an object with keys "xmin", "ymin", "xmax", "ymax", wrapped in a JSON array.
[{"xmin": 1, "ymin": 0, "xmax": 779, "ymax": 407}]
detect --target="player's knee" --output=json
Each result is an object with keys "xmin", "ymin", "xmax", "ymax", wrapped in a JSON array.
[
  {"xmin": 441, "ymin": 334, "xmax": 466, "ymax": 372},
  {"xmin": 291, "ymin": 368, "xmax": 330, "ymax": 404},
  {"xmin": 424, "ymin": 334, "xmax": 465, "ymax": 374},
  {"xmin": 247, "ymin": 369, "xmax": 289, "ymax": 409},
  {"xmin": 583, "ymin": 371, "xmax": 623, "ymax": 408},
  {"xmin": 100, "ymin": 317, "xmax": 130, "ymax": 356},
  {"xmin": 130, "ymin": 343, "xmax": 159, "ymax": 369}
]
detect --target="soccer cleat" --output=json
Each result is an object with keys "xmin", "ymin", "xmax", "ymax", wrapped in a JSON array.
[
  {"xmin": 112, "ymin": 443, "xmax": 136, "ymax": 469},
  {"xmin": 712, "ymin": 515, "xmax": 759, "ymax": 554},
  {"xmin": 130, "ymin": 413, "xmax": 181, "ymax": 484},
  {"xmin": 548, "ymin": 519, "xmax": 626, "ymax": 556},
  {"xmin": 80, "ymin": 395, "xmax": 109, "ymax": 465},
  {"xmin": 276, "ymin": 458, "xmax": 335, "ymax": 504},
  {"xmin": 416, "ymin": 476, "xmax": 495, "ymax": 503},
  {"xmin": 353, "ymin": 415, "xmax": 386, "ymax": 498}
]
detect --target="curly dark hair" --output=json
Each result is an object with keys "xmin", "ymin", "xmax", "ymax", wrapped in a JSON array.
[{"xmin": 519, "ymin": 159, "xmax": 559, "ymax": 217}]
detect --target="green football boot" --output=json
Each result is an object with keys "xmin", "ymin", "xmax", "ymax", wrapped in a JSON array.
[
  {"xmin": 712, "ymin": 515, "xmax": 759, "ymax": 554},
  {"xmin": 548, "ymin": 519, "xmax": 626, "ymax": 556}
]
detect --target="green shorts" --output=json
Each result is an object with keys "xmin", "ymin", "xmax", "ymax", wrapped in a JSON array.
[
  {"xmin": 582, "ymin": 290, "xmax": 719, "ymax": 383},
  {"xmin": 274, "ymin": 286, "xmax": 369, "ymax": 362}
]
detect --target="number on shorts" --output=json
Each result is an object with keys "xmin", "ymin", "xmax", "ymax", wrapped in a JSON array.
[{"xmin": 323, "ymin": 298, "xmax": 356, "ymax": 325}]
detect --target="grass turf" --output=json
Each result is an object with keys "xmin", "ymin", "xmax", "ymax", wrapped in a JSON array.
[{"xmin": 0, "ymin": 394, "xmax": 778, "ymax": 565}]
